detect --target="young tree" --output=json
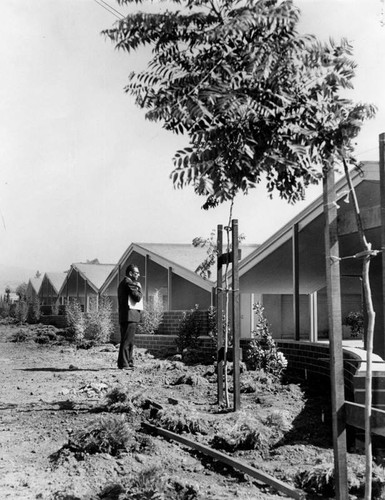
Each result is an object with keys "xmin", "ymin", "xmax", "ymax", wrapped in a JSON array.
[
  {"xmin": 104, "ymin": 1, "xmax": 376, "ymax": 496},
  {"xmin": 16, "ymin": 282, "xmax": 28, "ymax": 301},
  {"xmin": 104, "ymin": 0, "xmax": 374, "ymax": 206}
]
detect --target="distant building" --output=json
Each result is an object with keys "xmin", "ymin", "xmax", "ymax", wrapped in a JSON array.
[
  {"xmin": 26, "ymin": 276, "xmax": 43, "ymax": 303},
  {"xmin": 58, "ymin": 262, "xmax": 115, "ymax": 312},
  {"xmin": 38, "ymin": 272, "xmax": 67, "ymax": 306},
  {"xmin": 100, "ymin": 242, "xmax": 258, "ymax": 312}
]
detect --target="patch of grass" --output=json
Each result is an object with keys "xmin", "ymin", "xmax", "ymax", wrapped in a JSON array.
[
  {"xmin": 11, "ymin": 328, "xmax": 29, "ymax": 342},
  {"xmin": 295, "ymin": 457, "xmax": 385, "ymax": 499},
  {"xmin": 155, "ymin": 407, "xmax": 207, "ymax": 435},
  {"xmin": 264, "ymin": 409, "xmax": 293, "ymax": 433},
  {"xmin": 105, "ymin": 386, "xmax": 146, "ymax": 415},
  {"xmin": 295, "ymin": 462, "xmax": 335, "ymax": 497},
  {"xmin": 99, "ymin": 468, "xmax": 199, "ymax": 500},
  {"xmin": 172, "ymin": 373, "xmax": 208, "ymax": 387},
  {"xmin": 211, "ymin": 412, "xmax": 272, "ymax": 456},
  {"xmin": 68, "ymin": 415, "xmax": 134, "ymax": 457}
]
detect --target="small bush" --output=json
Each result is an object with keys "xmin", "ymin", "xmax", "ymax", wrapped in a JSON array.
[
  {"xmin": 85, "ymin": 296, "xmax": 113, "ymax": 343},
  {"xmin": 32, "ymin": 296, "xmax": 41, "ymax": 323},
  {"xmin": 11, "ymin": 328, "xmax": 29, "ymax": 342},
  {"xmin": 207, "ymin": 305, "xmax": 217, "ymax": 344},
  {"xmin": 295, "ymin": 462, "xmax": 335, "ymax": 497},
  {"xmin": 65, "ymin": 300, "xmax": 85, "ymax": 343},
  {"xmin": 69, "ymin": 415, "xmax": 133, "ymax": 457},
  {"xmin": 105, "ymin": 386, "xmax": 138, "ymax": 415},
  {"xmin": 15, "ymin": 300, "xmax": 28, "ymax": 323},
  {"xmin": 172, "ymin": 373, "xmax": 208, "ymax": 387},
  {"xmin": 155, "ymin": 407, "xmax": 207, "ymax": 435},
  {"xmin": 138, "ymin": 290, "xmax": 164, "ymax": 335},
  {"xmin": 295, "ymin": 459, "xmax": 385, "ymax": 499},
  {"xmin": 99, "ymin": 468, "xmax": 199, "ymax": 500},
  {"xmin": 211, "ymin": 412, "xmax": 271, "ymax": 456},
  {"xmin": 175, "ymin": 306, "xmax": 201, "ymax": 353},
  {"xmin": 343, "ymin": 311, "xmax": 364, "ymax": 337},
  {"xmin": 245, "ymin": 303, "xmax": 287, "ymax": 378},
  {"xmin": 0, "ymin": 298, "xmax": 11, "ymax": 318}
]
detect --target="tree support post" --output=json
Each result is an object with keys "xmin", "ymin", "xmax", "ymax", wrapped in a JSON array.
[
  {"xmin": 217, "ymin": 225, "xmax": 224, "ymax": 406},
  {"xmin": 323, "ymin": 168, "xmax": 348, "ymax": 499},
  {"xmin": 232, "ymin": 219, "xmax": 241, "ymax": 411},
  {"xmin": 380, "ymin": 133, "xmax": 385, "ymax": 357}
]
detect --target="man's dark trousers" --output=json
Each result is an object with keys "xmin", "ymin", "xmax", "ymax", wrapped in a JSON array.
[{"xmin": 118, "ymin": 322, "xmax": 137, "ymax": 368}]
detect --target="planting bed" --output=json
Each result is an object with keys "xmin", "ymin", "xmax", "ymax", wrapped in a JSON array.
[{"xmin": 0, "ymin": 322, "xmax": 377, "ymax": 499}]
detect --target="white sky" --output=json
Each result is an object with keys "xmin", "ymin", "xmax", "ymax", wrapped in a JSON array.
[{"xmin": 0, "ymin": 0, "xmax": 384, "ymax": 272}]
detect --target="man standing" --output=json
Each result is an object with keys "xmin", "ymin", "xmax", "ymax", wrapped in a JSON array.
[{"xmin": 117, "ymin": 264, "xmax": 143, "ymax": 370}]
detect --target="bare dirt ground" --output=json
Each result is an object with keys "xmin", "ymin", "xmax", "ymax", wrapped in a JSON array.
[{"xmin": 0, "ymin": 322, "xmax": 345, "ymax": 500}]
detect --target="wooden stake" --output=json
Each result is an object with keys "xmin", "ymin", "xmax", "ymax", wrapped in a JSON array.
[
  {"xmin": 217, "ymin": 225, "xmax": 224, "ymax": 406},
  {"xmin": 232, "ymin": 219, "xmax": 241, "ymax": 410},
  {"xmin": 323, "ymin": 168, "xmax": 348, "ymax": 499}
]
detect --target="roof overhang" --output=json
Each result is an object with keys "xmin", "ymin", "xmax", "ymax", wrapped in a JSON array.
[
  {"xmin": 239, "ymin": 162, "xmax": 379, "ymax": 278},
  {"xmin": 58, "ymin": 265, "xmax": 99, "ymax": 296},
  {"xmin": 100, "ymin": 243, "xmax": 215, "ymax": 294}
]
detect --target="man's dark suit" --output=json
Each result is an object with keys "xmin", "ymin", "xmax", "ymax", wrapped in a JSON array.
[{"xmin": 117, "ymin": 276, "xmax": 142, "ymax": 369}]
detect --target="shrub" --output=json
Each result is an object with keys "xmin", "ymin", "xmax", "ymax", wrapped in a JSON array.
[
  {"xmin": 69, "ymin": 415, "xmax": 133, "ymax": 457},
  {"xmin": 156, "ymin": 407, "xmax": 206, "ymax": 434},
  {"xmin": 212, "ymin": 412, "xmax": 271, "ymax": 456},
  {"xmin": 207, "ymin": 305, "xmax": 217, "ymax": 344},
  {"xmin": 0, "ymin": 297, "xmax": 11, "ymax": 318},
  {"xmin": 138, "ymin": 290, "xmax": 164, "ymax": 335},
  {"xmin": 99, "ymin": 469, "xmax": 199, "ymax": 500},
  {"xmin": 15, "ymin": 300, "xmax": 28, "ymax": 323},
  {"xmin": 27, "ymin": 296, "xmax": 41, "ymax": 323},
  {"xmin": 343, "ymin": 311, "xmax": 364, "ymax": 337},
  {"xmin": 245, "ymin": 303, "xmax": 287, "ymax": 378},
  {"xmin": 11, "ymin": 328, "xmax": 29, "ymax": 342},
  {"xmin": 85, "ymin": 296, "xmax": 113, "ymax": 343},
  {"xmin": 105, "ymin": 386, "xmax": 139, "ymax": 415},
  {"xmin": 175, "ymin": 305, "xmax": 201, "ymax": 353},
  {"xmin": 65, "ymin": 299, "xmax": 85, "ymax": 343},
  {"xmin": 294, "ymin": 458, "xmax": 385, "ymax": 499}
]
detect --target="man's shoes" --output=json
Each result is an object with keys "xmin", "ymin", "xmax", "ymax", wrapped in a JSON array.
[{"xmin": 118, "ymin": 365, "xmax": 134, "ymax": 371}]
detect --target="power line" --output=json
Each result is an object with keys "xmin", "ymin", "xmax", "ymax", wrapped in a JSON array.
[
  {"xmin": 98, "ymin": 0, "xmax": 125, "ymax": 19},
  {"xmin": 93, "ymin": 0, "xmax": 123, "ymax": 20}
]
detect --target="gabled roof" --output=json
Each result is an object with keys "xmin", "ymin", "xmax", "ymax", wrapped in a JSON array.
[
  {"xmin": 239, "ymin": 161, "xmax": 379, "ymax": 284},
  {"xmin": 100, "ymin": 242, "xmax": 259, "ymax": 295},
  {"xmin": 27, "ymin": 275, "xmax": 43, "ymax": 293},
  {"xmin": 41, "ymin": 272, "xmax": 67, "ymax": 294},
  {"xmin": 59, "ymin": 262, "xmax": 116, "ymax": 295}
]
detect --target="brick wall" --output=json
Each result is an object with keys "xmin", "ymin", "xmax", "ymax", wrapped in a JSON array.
[
  {"xmin": 241, "ymin": 339, "xmax": 385, "ymax": 410},
  {"xmin": 40, "ymin": 315, "xmax": 67, "ymax": 329},
  {"xmin": 110, "ymin": 310, "xmax": 210, "ymax": 343},
  {"xmin": 135, "ymin": 334, "xmax": 216, "ymax": 357}
]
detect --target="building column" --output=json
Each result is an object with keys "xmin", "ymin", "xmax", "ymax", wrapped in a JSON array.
[
  {"xmin": 292, "ymin": 223, "xmax": 300, "ymax": 340},
  {"xmin": 84, "ymin": 278, "xmax": 88, "ymax": 312},
  {"xmin": 167, "ymin": 267, "xmax": 172, "ymax": 311},
  {"xmin": 145, "ymin": 254, "xmax": 149, "ymax": 303},
  {"xmin": 310, "ymin": 291, "xmax": 318, "ymax": 342}
]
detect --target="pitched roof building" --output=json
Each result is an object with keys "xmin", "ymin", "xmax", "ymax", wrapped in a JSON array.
[
  {"xmin": 237, "ymin": 161, "xmax": 385, "ymax": 355},
  {"xmin": 58, "ymin": 262, "xmax": 115, "ymax": 312},
  {"xmin": 101, "ymin": 242, "xmax": 258, "ymax": 312},
  {"xmin": 26, "ymin": 275, "xmax": 43, "ymax": 302},
  {"xmin": 39, "ymin": 272, "xmax": 67, "ymax": 305}
]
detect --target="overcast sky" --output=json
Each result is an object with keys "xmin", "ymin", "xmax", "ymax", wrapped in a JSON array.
[{"xmin": 0, "ymin": 0, "xmax": 384, "ymax": 273}]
